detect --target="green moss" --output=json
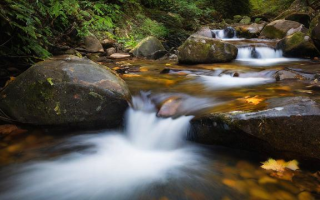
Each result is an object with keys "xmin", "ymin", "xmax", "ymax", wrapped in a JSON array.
[
  {"xmin": 262, "ymin": 26, "xmax": 285, "ymax": 39},
  {"xmin": 286, "ymin": 32, "xmax": 304, "ymax": 49}
]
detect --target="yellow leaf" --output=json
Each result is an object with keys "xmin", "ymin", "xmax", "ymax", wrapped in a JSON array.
[
  {"xmin": 261, "ymin": 159, "xmax": 299, "ymax": 172},
  {"xmin": 4, "ymin": 76, "xmax": 16, "ymax": 87},
  {"xmin": 261, "ymin": 159, "xmax": 286, "ymax": 172},
  {"xmin": 285, "ymin": 160, "xmax": 299, "ymax": 171},
  {"xmin": 244, "ymin": 96, "xmax": 264, "ymax": 105}
]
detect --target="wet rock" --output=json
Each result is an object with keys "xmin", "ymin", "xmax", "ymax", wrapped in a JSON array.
[
  {"xmin": 235, "ymin": 23, "xmax": 266, "ymax": 38},
  {"xmin": 0, "ymin": 56, "xmax": 130, "ymax": 128},
  {"xmin": 148, "ymin": 50, "xmax": 168, "ymax": 60},
  {"xmin": 84, "ymin": 35, "xmax": 104, "ymax": 53},
  {"xmin": 251, "ymin": 47, "xmax": 261, "ymax": 58},
  {"xmin": 178, "ymin": 35, "xmax": 238, "ymax": 64},
  {"xmin": 193, "ymin": 27, "xmax": 215, "ymax": 38},
  {"xmin": 274, "ymin": 70, "xmax": 314, "ymax": 81},
  {"xmin": 157, "ymin": 97, "xmax": 182, "ymax": 118},
  {"xmin": 106, "ymin": 47, "xmax": 117, "ymax": 56},
  {"xmin": 101, "ymin": 38, "xmax": 116, "ymax": 49},
  {"xmin": 260, "ymin": 20, "xmax": 307, "ymax": 39},
  {"xmin": 130, "ymin": 36, "xmax": 166, "ymax": 58},
  {"xmin": 223, "ymin": 27, "xmax": 236, "ymax": 38},
  {"xmin": 277, "ymin": 32, "xmax": 319, "ymax": 58},
  {"xmin": 109, "ymin": 53, "xmax": 131, "ymax": 59},
  {"xmin": 189, "ymin": 96, "xmax": 320, "ymax": 160}
]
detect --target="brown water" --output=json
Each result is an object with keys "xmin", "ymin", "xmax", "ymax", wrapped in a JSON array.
[{"xmin": 1, "ymin": 41, "xmax": 320, "ymax": 199}]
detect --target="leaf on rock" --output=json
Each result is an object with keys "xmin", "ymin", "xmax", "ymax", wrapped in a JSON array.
[
  {"xmin": 261, "ymin": 159, "xmax": 286, "ymax": 172},
  {"xmin": 261, "ymin": 158, "xmax": 299, "ymax": 172},
  {"xmin": 285, "ymin": 160, "xmax": 299, "ymax": 171},
  {"xmin": 47, "ymin": 78, "xmax": 54, "ymax": 86}
]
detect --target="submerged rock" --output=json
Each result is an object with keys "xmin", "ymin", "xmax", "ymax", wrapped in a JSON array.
[
  {"xmin": 130, "ymin": 36, "xmax": 166, "ymax": 58},
  {"xmin": 189, "ymin": 97, "xmax": 320, "ymax": 160},
  {"xmin": 178, "ymin": 35, "xmax": 238, "ymax": 64},
  {"xmin": 251, "ymin": 47, "xmax": 261, "ymax": 58},
  {"xmin": 277, "ymin": 32, "xmax": 320, "ymax": 58},
  {"xmin": 0, "ymin": 56, "xmax": 130, "ymax": 128},
  {"xmin": 260, "ymin": 20, "xmax": 307, "ymax": 39}
]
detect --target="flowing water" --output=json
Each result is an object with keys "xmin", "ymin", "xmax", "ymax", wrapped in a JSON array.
[{"xmin": 1, "ymin": 36, "xmax": 320, "ymax": 199}]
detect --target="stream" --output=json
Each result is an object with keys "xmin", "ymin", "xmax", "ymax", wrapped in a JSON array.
[{"xmin": 0, "ymin": 30, "xmax": 320, "ymax": 200}]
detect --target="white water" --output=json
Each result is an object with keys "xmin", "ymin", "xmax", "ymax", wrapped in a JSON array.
[
  {"xmin": 212, "ymin": 27, "xmax": 237, "ymax": 39},
  {"xmin": 236, "ymin": 46, "xmax": 303, "ymax": 66},
  {"xmin": 237, "ymin": 47, "xmax": 283, "ymax": 59},
  {"xmin": 198, "ymin": 74, "xmax": 273, "ymax": 89},
  {"xmin": 0, "ymin": 95, "xmax": 202, "ymax": 200}
]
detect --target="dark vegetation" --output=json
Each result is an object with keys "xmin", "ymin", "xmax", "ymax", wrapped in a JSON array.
[{"xmin": 0, "ymin": 0, "xmax": 318, "ymax": 80}]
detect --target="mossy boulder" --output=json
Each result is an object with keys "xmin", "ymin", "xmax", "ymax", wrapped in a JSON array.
[
  {"xmin": 239, "ymin": 16, "xmax": 251, "ymax": 25},
  {"xmin": 311, "ymin": 15, "xmax": 320, "ymax": 52},
  {"xmin": 277, "ymin": 32, "xmax": 320, "ymax": 58},
  {"xmin": 130, "ymin": 36, "xmax": 166, "ymax": 58},
  {"xmin": 233, "ymin": 15, "xmax": 242, "ymax": 23},
  {"xmin": 235, "ymin": 23, "xmax": 266, "ymax": 38},
  {"xmin": 178, "ymin": 35, "xmax": 238, "ymax": 64},
  {"xmin": 260, "ymin": 20, "xmax": 307, "ymax": 39},
  {"xmin": 0, "ymin": 56, "xmax": 130, "ymax": 128}
]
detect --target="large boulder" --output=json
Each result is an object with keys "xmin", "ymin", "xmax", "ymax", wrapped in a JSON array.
[
  {"xmin": 130, "ymin": 36, "xmax": 166, "ymax": 58},
  {"xmin": 193, "ymin": 27, "xmax": 215, "ymax": 38},
  {"xmin": 189, "ymin": 97, "xmax": 320, "ymax": 160},
  {"xmin": 0, "ymin": 56, "xmax": 130, "ymax": 128},
  {"xmin": 178, "ymin": 36, "xmax": 238, "ymax": 64},
  {"xmin": 260, "ymin": 20, "xmax": 307, "ymax": 39},
  {"xmin": 84, "ymin": 35, "xmax": 104, "ymax": 53},
  {"xmin": 235, "ymin": 23, "xmax": 266, "ymax": 38},
  {"xmin": 277, "ymin": 32, "xmax": 320, "ymax": 58},
  {"xmin": 311, "ymin": 16, "xmax": 320, "ymax": 52}
]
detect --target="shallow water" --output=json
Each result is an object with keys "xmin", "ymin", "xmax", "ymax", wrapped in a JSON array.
[
  {"xmin": 1, "ymin": 38, "xmax": 320, "ymax": 199},
  {"xmin": 1, "ymin": 105, "xmax": 319, "ymax": 200}
]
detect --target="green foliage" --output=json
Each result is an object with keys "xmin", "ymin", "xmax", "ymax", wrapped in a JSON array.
[
  {"xmin": 0, "ymin": 0, "xmax": 122, "ymax": 63},
  {"xmin": 209, "ymin": 0, "xmax": 252, "ymax": 18},
  {"xmin": 250, "ymin": 0, "xmax": 295, "ymax": 15},
  {"xmin": 138, "ymin": 15, "xmax": 168, "ymax": 38}
]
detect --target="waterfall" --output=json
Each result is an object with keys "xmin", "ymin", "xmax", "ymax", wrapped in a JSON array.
[
  {"xmin": 237, "ymin": 47, "xmax": 283, "ymax": 59},
  {"xmin": 0, "ymin": 94, "xmax": 199, "ymax": 200},
  {"xmin": 212, "ymin": 27, "xmax": 237, "ymax": 39}
]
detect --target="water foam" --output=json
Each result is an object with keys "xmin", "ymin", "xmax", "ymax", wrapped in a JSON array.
[{"xmin": 0, "ymin": 95, "xmax": 201, "ymax": 200}]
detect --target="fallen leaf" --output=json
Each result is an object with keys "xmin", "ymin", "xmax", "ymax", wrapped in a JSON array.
[
  {"xmin": 0, "ymin": 124, "xmax": 26, "ymax": 134},
  {"xmin": 4, "ymin": 77, "xmax": 16, "ymax": 87},
  {"xmin": 261, "ymin": 159, "xmax": 286, "ymax": 172},
  {"xmin": 244, "ymin": 96, "xmax": 264, "ymax": 105},
  {"xmin": 286, "ymin": 160, "xmax": 299, "ymax": 171},
  {"xmin": 261, "ymin": 159, "xmax": 299, "ymax": 172}
]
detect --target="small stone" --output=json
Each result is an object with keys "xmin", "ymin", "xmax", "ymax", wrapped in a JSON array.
[{"xmin": 109, "ymin": 53, "xmax": 131, "ymax": 59}]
